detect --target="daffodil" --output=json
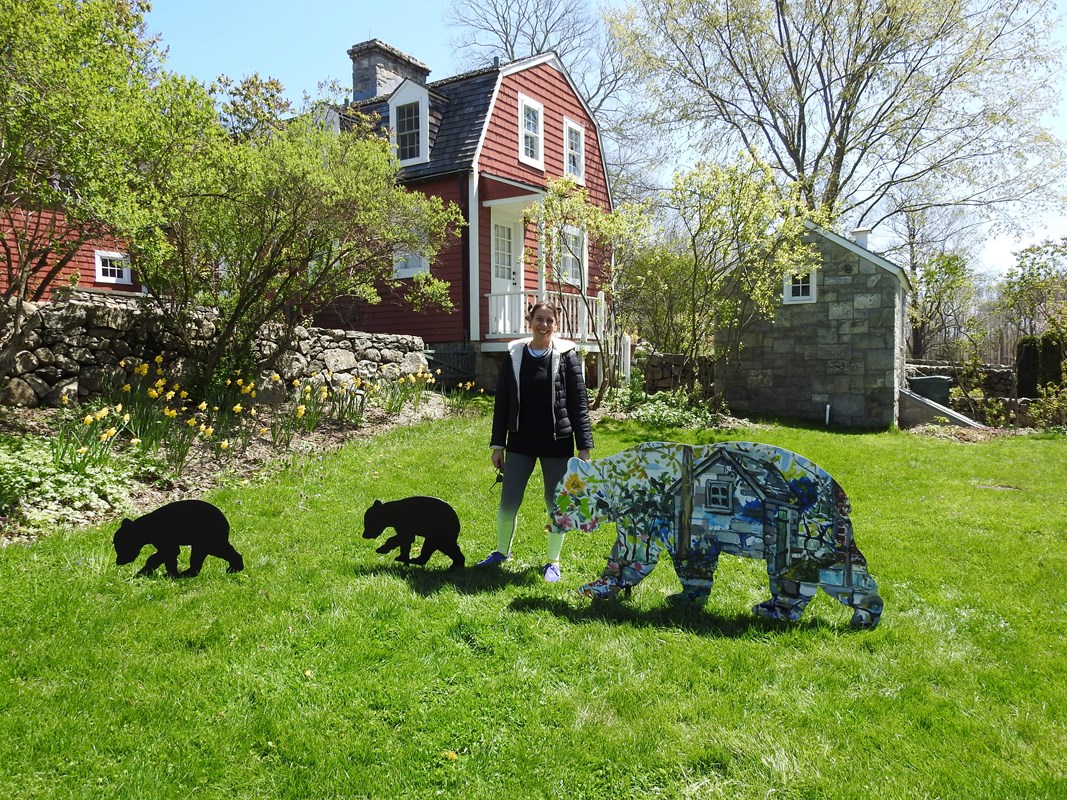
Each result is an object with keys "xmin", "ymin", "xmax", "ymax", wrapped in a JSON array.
[
  {"xmin": 198, "ymin": 401, "xmax": 207, "ymax": 412},
  {"xmin": 130, "ymin": 438, "xmax": 141, "ymax": 446},
  {"xmin": 154, "ymin": 355, "xmax": 163, "ymax": 364},
  {"xmin": 122, "ymin": 384, "xmax": 131, "ymax": 393},
  {"xmin": 232, "ymin": 403, "xmax": 243, "ymax": 414},
  {"xmin": 219, "ymin": 440, "xmax": 229, "ymax": 450},
  {"xmin": 296, "ymin": 405, "xmax": 306, "ymax": 418},
  {"xmin": 83, "ymin": 415, "xmax": 94, "ymax": 425}
]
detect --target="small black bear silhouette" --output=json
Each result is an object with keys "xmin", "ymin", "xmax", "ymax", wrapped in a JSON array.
[
  {"xmin": 114, "ymin": 499, "xmax": 244, "ymax": 577},
  {"xmin": 362, "ymin": 496, "xmax": 464, "ymax": 570}
]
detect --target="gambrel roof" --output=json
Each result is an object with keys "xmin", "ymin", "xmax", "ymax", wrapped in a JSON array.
[{"xmin": 342, "ymin": 50, "xmax": 609, "ymax": 192}]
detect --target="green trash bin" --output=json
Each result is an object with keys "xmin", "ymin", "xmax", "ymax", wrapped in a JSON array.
[{"xmin": 908, "ymin": 375, "xmax": 951, "ymax": 406}]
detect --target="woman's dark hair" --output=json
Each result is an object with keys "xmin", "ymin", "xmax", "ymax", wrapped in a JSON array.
[{"xmin": 526, "ymin": 301, "xmax": 561, "ymax": 320}]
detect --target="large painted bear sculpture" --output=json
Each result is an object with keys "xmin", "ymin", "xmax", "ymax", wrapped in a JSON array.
[{"xmin": 551, "ymin": 442, "xmax": 883, "ymax": 628}]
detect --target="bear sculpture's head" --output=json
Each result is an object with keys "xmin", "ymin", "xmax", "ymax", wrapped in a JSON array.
[
  {"xmin": 113, "ymin": 519, "xmax": 142, "ymax": 565},
  {"xmin": 362, "ymin": 500, "xmax": 386, "ymax": 539},
  {"xmin": 551, "ymin": 457, "xmax": 611, "ymax": 535}
]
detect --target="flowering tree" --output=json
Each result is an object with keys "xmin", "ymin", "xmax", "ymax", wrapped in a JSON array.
[
  {"xmin": 614, "ymin": 156, "xmax": 821, "ymax": 400},
  {"xmin": 133, "ymin": 79, "xmax": 464, "ymax": 391},
  {"xmin": 0, "ymin": 0, "xmax": 214, "ymax": 382},
  {"xmin": 523, "ymin": 177, "xmax": 647, "ymax": 407}
]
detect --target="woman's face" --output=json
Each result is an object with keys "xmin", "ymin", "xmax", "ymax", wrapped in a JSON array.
[{"xmin": 528, "ymin": 307, "xmax": 558, "ymax": 341}]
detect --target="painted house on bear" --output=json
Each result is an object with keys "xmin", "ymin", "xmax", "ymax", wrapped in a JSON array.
[
  {"xmin": 315, "ymin": 40, "xmax": 614, "ymax": 384},
  {"xmin": 719, "ymin": 222, "xmax": 912, "ymax": 429}
]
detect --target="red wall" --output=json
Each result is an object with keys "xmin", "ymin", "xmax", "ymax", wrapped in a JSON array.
[
  {"xmin": 0, "ymin": 209, "xmax": 139, "ymax": 298},
  {"xmin": 316, "ymin": 175, "xmax": 469, "ymax": 345},
  {"xmin": 475, "ymin": 63, "xmax": 614, "ymax": 338}
]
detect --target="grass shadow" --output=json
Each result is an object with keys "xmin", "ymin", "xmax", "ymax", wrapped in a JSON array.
[
  {"xmin": 507, "ymin": 594, "xmax": 853, "ymax": 638},
  {"xmin": 350, "ymin": 561, "xmax": 541, "ymax": 596}
]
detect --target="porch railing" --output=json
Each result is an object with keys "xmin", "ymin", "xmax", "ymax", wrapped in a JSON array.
[{"xmin": 486, "ymin": 289, "xmax": 608, "ymax": 344}]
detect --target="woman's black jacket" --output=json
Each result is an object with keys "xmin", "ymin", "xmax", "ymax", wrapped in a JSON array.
[{"xmin": 490, "ymin": 337, "xmax": 594, "ymax": 452}]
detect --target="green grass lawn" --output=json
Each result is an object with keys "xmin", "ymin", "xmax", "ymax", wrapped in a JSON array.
[{"xmin": 1, "ymin": 416, "xmax": 1064, "ymax": 799}]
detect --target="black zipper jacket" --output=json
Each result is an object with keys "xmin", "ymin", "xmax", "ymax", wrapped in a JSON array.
[{"xmin": 490, "ymin": 337, "xmax": 594, "ymax": 452}]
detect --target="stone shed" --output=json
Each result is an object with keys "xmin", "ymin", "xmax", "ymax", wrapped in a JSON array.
[{"xmin": 720, "ymin": 222, "xmax": 911, "ymax": 429}]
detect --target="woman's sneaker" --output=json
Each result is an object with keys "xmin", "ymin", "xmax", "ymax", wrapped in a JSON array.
[
  {"xmin": 476, "ymin": 551, "xmax": 510, "ymax": 567},
  {"xmin": 543, "ymin": 562, "xmax": 561, "ymax": 583}
]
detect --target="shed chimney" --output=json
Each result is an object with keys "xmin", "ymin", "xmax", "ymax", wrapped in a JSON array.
[
  {"xmin": 347, "ymin": 39, "xmax": 430, "ymax": 102},
  {"xmin": 851, "ymin": 227, "xmax": 873, "ymax": 250}
]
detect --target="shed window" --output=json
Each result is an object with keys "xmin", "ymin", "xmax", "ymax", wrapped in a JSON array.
[{"xmin": 705, "ymin": 480, "xmax": 733, "ymax": 512}]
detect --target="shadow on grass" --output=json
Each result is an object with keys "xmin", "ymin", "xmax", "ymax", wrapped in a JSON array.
[
  {"xmin": 507, "ymin": 594, "xmax": 855, "ymax": 639},
  {"xmin": 350, "ymin": 560, "xmax": 542, "ymax": 596}
]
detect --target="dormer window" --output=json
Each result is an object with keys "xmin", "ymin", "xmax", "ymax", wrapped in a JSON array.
[
  {"xmin": 395, "ymin": 102, "xmax": 420, "ymax": 161},
  {"xmin": 563, "ymin": 118, "xmax": 585, "ymax": 183},
  {"xmin": 518, "ymin": 93, "xmax": 544, "ymax": 170},
  {"xmin": 388, "ymin": 81, "xmax": 429, "ymax": 165}
]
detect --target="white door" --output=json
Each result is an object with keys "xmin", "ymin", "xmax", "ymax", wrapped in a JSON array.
[{"xmin": 490, "ymin": 214, "xmax": 523, "ymax": 335}]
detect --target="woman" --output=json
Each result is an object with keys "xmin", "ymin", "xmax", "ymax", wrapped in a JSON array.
[{"xmin": 478, "ymin": 302, "xmax": 594, "ymax": 581}]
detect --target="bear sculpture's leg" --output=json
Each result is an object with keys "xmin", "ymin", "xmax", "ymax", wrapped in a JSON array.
[
  {"xmin": 436, "ymin": 540, "xmax": 466, "ymax": 571},
  {"xmin": 579, "ymin": 517, "xmax": 662, "ymax": 600},
  {"xmin": 377, "ymin": 533, "xmax": 414, "ymax": 562},
  {"xmin": 665, "ymin": 524, "xmax": 719, "ymax": 604},
  {"xmin": 183, "ymin": 547, "xmax": 209, "ymax": 577},
  {"xmin": 185, "ymin": 542, "xmax": 243, "ymax": 575},
  {"xmin": 139, "ymin": 545, "xmax": 181, "ymax": 577},
  {"xmin": 753, "ymin": 576, "xmax": 816, "ymax": 622},
  {"xmin": 818, "ymin": 565, "xmax": 883, "ymax": 629}
]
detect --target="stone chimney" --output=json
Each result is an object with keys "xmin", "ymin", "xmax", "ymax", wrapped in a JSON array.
[
  {"xmin": 348, "ymin": 39, "xmax": 430, "ymax": 102},
  {"xmin": 851, "ymin": 227, "xmax": 873, "ymax": 250}
]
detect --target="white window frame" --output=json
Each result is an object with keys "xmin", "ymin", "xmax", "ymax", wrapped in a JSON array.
[
  {"xmin": 517, "ymin": 93, "xmax": 544, "ymax": 170},
  {"xmin": 394, "ymin": 251, "xmax": 429, "ymax": 279},
  {"xmin": 557, "ymin": 226, "xmax": 585, "ymax": 286},
  {"xmin": 563, "ymin": 117, "xmax": 585, "ymax": 184},
  {"xmin": 783, "ymin": 270, "xmax": 816, "ymax": 304},
  {"xmin": 388, "ymin": 81, "xmax": 429, "ymax": 166},
  {"xmin": 493, "ymin": 223, "xmax": 515, "ymax": 282},
  {"xmin": 94, "ymin": 250, "xmax": 132, "ymax": 285}
]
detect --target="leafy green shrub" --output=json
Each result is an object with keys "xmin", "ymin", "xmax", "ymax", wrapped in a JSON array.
[
  {"xmin": 628, "ymin": 389, "xmax": 712, "ymax": 429},
  {"xmin": 0, "ymin": 435, "xmax": 131, "ymax": 528},
  {"xmin": 1028, "ymin": 374, "xmax": 1067, "ymax": 431}
]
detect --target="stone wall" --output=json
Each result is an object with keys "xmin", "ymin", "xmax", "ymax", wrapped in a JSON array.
[
  {"xmin": 906, "ymin": 361, "xmax": 1016, "ymax": 398},
  {"xmin": 0, "ymin": 290, "xmax": 428, "ymax": 408},
  {"xmin": 720, "ymin": 233, "xmax": 907, "ymax": 429},
  {"xmin": 643, "ymin": 354, "xmax": 714, "ymax": 396}
]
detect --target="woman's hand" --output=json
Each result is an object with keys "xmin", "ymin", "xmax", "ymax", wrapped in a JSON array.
[
  {"xmin": 578, "ymin": 449, "xmax": 591, "ymax": 462},
  {"xmin": 491, "ymin": 449, "xmax": 505, "ymax": 471}
]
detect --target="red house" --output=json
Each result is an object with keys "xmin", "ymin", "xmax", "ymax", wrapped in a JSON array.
[{"xmin": 316, "ymin": 40, "xmax": 615, "ymax": 384}]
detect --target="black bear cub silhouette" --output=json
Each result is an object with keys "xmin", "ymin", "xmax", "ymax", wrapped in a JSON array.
[
  {"xmin": 114, "ymin": 499, "xmax": 244, "ymax": 577},
  {"xmin": 363, "ymin": 496, "xmax": 464, "ymax": 570}
]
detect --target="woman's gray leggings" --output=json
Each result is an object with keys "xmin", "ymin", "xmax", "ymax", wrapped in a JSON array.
[{"xmin": 496, "ymin": 452, "xmax": 570, "ymax": 557}]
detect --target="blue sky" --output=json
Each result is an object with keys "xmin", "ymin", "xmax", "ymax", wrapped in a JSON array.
[
  {"xmin": 146, "ymin": 0, "xmax": 463, "ymax": 99},
  {"xmin": 146, "ymin": 0, "xmax": 1066, "ymax": 274}
]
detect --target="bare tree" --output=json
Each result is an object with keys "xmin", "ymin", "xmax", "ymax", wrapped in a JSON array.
[{"xmin": 615, "ymin": 0, "xmax": 1067, "ymax": 229}]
